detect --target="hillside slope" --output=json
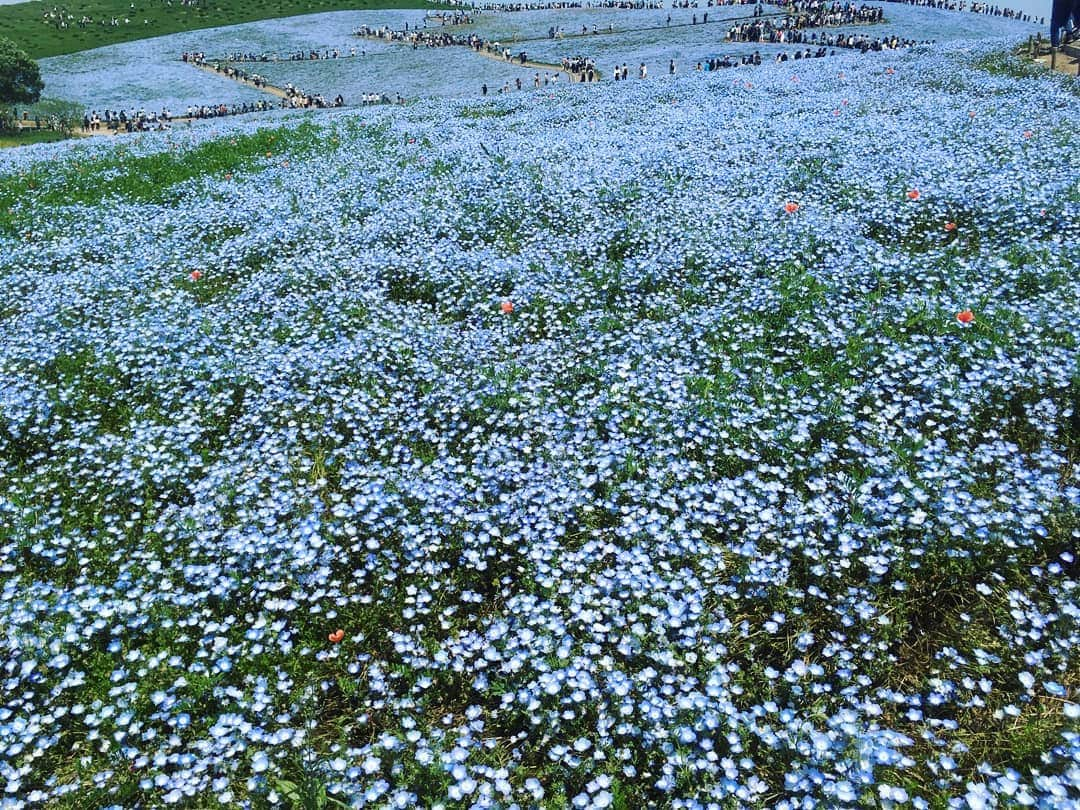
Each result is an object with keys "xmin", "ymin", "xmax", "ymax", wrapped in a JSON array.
[{"xmin": 0, "ymin": 42, "xmax": 1078, "ymax": 809}]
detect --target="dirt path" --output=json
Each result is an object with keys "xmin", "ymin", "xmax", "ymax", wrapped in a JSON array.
[
  {"xmin": 472, "ymin": 46, "xmax": 578, "ymax": 77},
  {"xmin": 188, "ymin": 59, "xmax": 293, "ymax": 100},
  {"xmin": 1034, "ymin": 45, "xmax": 1080, "ymax": 76},
  {"xmin": 352, "ymin": 31, "xmax": 575, "ymax": 77}
]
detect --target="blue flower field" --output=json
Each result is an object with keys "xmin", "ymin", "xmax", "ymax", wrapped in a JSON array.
[{"xmin": 0, "ymin": 26, "xmax": 1078, "ymax": 810}]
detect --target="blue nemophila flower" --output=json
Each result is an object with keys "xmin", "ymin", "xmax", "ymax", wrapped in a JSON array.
[{"xmin": 0, "ymin": 10, "xmax": 1075, "ymax": 809}]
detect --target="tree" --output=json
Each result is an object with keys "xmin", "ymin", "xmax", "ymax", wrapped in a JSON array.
[{"xmin": 0, "ymin": 38, "xmax": 44, "ymax": 108}]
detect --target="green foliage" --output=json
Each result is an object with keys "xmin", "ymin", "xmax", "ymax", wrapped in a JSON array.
[
  {"xmin": 0, "ymin": 128, "xmax": 67, "ymax": 148},
  {"xmin": 975, "ymin": 50, "xmax": 1050, "ymax": 80},
  {"xmin": 0, "ymin": 120, "xmax": 327, "ymax": 234},
  {"xmin": 974, "ymin": 48, "xmax": 1080, "ymax": 96},
  {"xmin": 0, "ymin": 36, "xmax": 43, "ymax": 109},
  {"xmin": 2, "ymin": 97, "xmax": 84, "ymax": 137},
  {"xmin": 0, "ymin": 0, "xmax": 449, "ymax": 59},
  {"xmin": 459, "ymin": 104, "xmax": 518, "ymax": 120}
]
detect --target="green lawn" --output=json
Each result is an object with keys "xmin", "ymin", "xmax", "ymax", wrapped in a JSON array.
[
  {"xmin": 0, "ymin": 129, "xmax": 72, "ymax": 148},
  {"xmin": 1, "ymin": 0, "xmax": 446, "ymax": 59}
]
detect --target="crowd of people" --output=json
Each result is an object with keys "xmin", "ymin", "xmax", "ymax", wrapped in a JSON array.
[
  {"xmin": 40, "ymin": 0, "xmax": 210, "ymax": 31},
  {"xmin": 78, "ymin": 99, "xmax": 287, "ymax": 133},
  {"xmin": 441, "ymin": 0, "xmax": 663, "ymax": 10},
  {"xmin": 548, "ymin": 23, "xmax": 618, "ymax": 36},
  {"xmin": 773, "ymin": 0, "xmax": 885, "ymax": 23},
  {"xmin": 184, "ymin": 101, "xmax": 279, "ymax": 117},
  {"xmin": 482, "ymin": 65, "xmax": 606, "ymax": 93},
  {"xmin": 360, "ymin": 93, "xmax": 406, "ymax": 104},
  {"xmin": 182, "ymin": 53, "xmax": 348, "ymax": 108},
  {"xmin": 817, "ymin": 30, "xmax": 930, "ymax": 49},
  {"xmin": 354, "ymin": 23, "xmax": 541, "ymax": 66},
  {"xmin": 81, "ymin": 108, "xmax": 172, "ymax": 132},
  {"xmin": 563, "ymin": 55, "xmax": 600, "ymax": 78},
  {"xmin": 279, "ymin": 83, "xmax": 346, "ymax": 108},
  {"xmin": 426, "ymin": 11, "xmax": 479, "ymax": 24},
  {"xmin": 200, "ymin": 48, "xmax": 361, "ymax": 62},
  {"xmin": 353, "ymin": 24, "xmax": 485, "ymax": 49},
  {"xmin": 726, "ymin": 3, "xmax": 885, "ymax": 42},
  {"xmin": 189, "ymin": 56, "xmax": 275, "ymax": 90},
  {"xmin": 42, "ymin": 5, "xmax": 146, "ymax": 30},
  {"xmin": 704, "ymin": 52, "xmax": 764, "ymax": 67}
]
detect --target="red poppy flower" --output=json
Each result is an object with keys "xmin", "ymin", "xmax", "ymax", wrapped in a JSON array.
[
  {"xmin": 189, "ymin": 270, "xmax": 203, "ymax": 281},
  {"xmin": 500, "ymin": 301, "xmax": 514, "ymax": 314},
  {"xmin": 956, "ymin": 309, "xmax": 974, "ymax": 324},
  {"xmin": 224, "ymin": 173, "xmax": 232, "ymax": 181},
  {"xmin": 328, "ymin": 629, "xmax": 345, "ymax": 643},
  {"xmin": 907, "ymin": 189, "xmax": 920, "ymax": 201},
  {"xmin": 1023, "ymin": 130, "xmax": 1033, "ymax": 138},
  {"xmin": 784, "ymin": 202, "xmax": 799, "ymax": 214},
  {"xmin": 944, "ymin": 221, "xmax": 957, "ymax": 232}
]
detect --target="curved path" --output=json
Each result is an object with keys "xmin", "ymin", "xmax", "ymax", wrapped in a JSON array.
[
  {"xmin": 188, "ymin": 60, "xmax": 294, "ymax": 100},
  {"xmin": 473, "ymin": 46, "xmax": 581, "ymax": 76},
  {"xmin": 352, "ymin": 31, "xmax": 575, "ymax": 76}
]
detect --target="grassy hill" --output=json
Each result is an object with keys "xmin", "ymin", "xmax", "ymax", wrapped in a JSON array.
[
  {"xmin": 0, "ymin": 40, "xmax": 1077, "ymax": 809},
  {"xmin": 0, "ymin": 0, "xmax": 441, "ymax": 58}
]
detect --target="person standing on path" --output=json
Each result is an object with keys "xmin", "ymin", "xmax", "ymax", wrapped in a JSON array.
[{"xmin": 640, "ymin": 62, "xmax": 647, "ymax": 78}]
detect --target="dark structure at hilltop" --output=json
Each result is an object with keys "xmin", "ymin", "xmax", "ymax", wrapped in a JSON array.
[{"xmin": 1051, "ymin": 0, "xmax": 1080, "ymax": 44}]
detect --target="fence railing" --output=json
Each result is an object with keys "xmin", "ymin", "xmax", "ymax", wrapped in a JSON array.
[{"xmin": 1028, "ymin": 33, "xmax": 1080, "ymax": 73}]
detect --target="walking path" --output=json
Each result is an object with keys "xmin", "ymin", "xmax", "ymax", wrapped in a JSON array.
[
  {"xmin": 474, "ymin": 47, "xmax": 577, "ymax": 75},
  {"xmin": 12, "ymin": 61, "xmax": 301, "ymax": 140},
  {"xmin": 354, "ymin": 31, "xmax": 575, "ymax": 75},
  {"xmin": 1034, "ymin": 41, "xmax": 1080, "ymax": 74},
  {"xmin": 189, "ymin": 59, "xmax": 293, "ymax": 100}
]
